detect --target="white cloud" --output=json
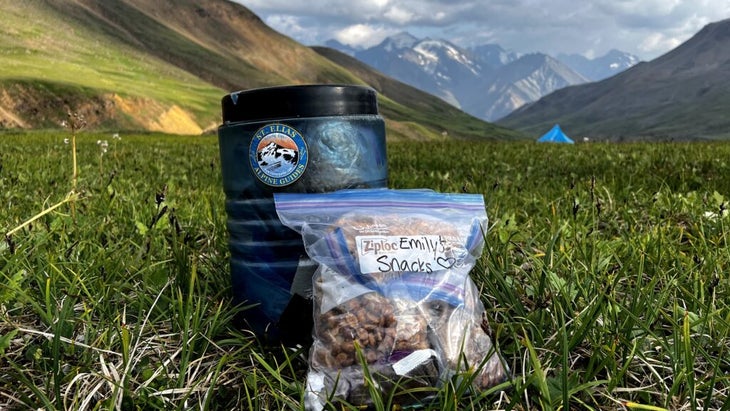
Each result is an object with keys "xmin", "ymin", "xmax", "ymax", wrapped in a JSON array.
[
  {"xmin": 383, "ymin": 5, "xmax": 416, "ymax": 25},
  {"xmin": 263, "ymin": 15, "xmax": 319, "ymax": 45},
  {"xmin": 239, "ymin": 0, "xmax": 393, "ymax": 21},
  {"xmin": 334, "ymin": 24, "xmax": 397, "ymax": 48},
  {"xmin": 595, "ymin": 0, "xmax": 683, "ymax": 18},
  {"xmin": 235, "ymin": 0, "xmax": 730, "ymax": 59},
  {"xmin": 638, "ymin": 32, "xmax": 683, "ymax": 55}
]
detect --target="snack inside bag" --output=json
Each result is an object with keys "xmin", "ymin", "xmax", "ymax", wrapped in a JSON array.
[{"xmin": 275, "ymin": 189, "xmax": 508, "ymax": 409}]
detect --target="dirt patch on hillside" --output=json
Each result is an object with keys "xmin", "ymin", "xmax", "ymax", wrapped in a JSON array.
[
  {"xmin": 0, "ymin": 96, "xmax": 28, "ymax": 128},
  {"xmin": 0, "ymin": 82, "xmax": 122, "ymax": 129},
  {"xmin": 0, "ymin": 82, "xmax": 204, "ymax": 134},
  {"xmin": 154, "ymin": 104, "xmax": 204, "ymax": 135},
  {"xmin": 111, "ymin": 94, "xmax": 203, "ymax": 134}
]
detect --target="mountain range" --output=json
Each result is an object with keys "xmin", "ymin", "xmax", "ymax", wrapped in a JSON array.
[
  {"xmin": 499, "ymin": 18, "xmax": 730, "ymax": 140},
  {"xmin": 324, "ymin": 34, "xmax": 639, "ymax": 121},
  {"xmin": 2, "ymin": 1, "xmax": 729, "ymax": 141},
  {"xmin": 0, "ymin": 0, "xmax": 521, "ymax": 140},
  {"xmin": 557, "ymin": 50, "xmax": 641, "ymax": 82}
]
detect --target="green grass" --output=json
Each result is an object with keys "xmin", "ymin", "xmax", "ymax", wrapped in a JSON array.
[{"xmin": 1, "ymin": 132, "xmax": 730, "ymax": 410}]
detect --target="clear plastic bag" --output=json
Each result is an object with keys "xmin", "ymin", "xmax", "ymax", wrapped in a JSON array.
[{"xmin": 275, "ymin": 189, "xmax": 508, "ymax": 409}]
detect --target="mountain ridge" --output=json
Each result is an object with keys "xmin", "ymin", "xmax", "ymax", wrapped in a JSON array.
[
  {"xmin": 0, "ymin": 0, "xmax": 522, "ymax": 140},
  {"xmin": 463, "ymin": 53, "xmax": 589, "ymax": 121},
  {"xmin": 331, "ymin": 32, "xmax": 638, "ymax": 121},
  {"xmin": 557, "ymin": 49, "xmax": 640, "ymax": 81},
  {"xmin": 498, "ymin": 18, "xmax": 730, "ymax": 140},
  {"xmin": 310, "ymin": 46, "xmax": 523, "ymax": 140}
]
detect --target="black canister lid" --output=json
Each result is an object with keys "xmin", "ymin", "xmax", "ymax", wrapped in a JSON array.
[{"xmin": 221, "ymin": 84, "xmax": 379, "ymax": 123}]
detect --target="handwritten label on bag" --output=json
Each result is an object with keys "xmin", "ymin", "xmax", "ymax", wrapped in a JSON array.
[{"xmin": 355, "ymin": 235, "xmax": 455, "ymax": 274}]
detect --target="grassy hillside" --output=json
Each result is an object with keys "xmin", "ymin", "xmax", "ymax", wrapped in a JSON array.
[
  {"xmin": 0, "ymin": 0, "xmax": 521, "ymax": 140},
  {"xmin": 0, "ymin": 0, "xmax": 224, "ymax": 133}
]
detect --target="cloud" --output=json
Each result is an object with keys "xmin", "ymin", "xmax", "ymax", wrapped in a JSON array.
[
  {"xmin": 383, "ymin": 5, "xmax": 416, "ymax": 25},
  {"xmin": 240, "ymin": 0, "xmax": 394, "ymax": 22},
  {"xmin": 262, "ymin": 15, "xmax": 320, "ymax": 45},
  {"xmin": 334, "ymin": 24, "xmax": 397, "ymax": 48},
  {"xmin": 638, "ymin": 33, "xmax": 683, "ymax": 55},
  {"xmin": 236, "ymin": 0, "xmax": 730, "ymax": 59}
]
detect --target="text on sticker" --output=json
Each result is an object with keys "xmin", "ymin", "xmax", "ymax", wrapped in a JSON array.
[{"xmin": 356, "ymin": 235, "xmax": 455, "ymax": 274}]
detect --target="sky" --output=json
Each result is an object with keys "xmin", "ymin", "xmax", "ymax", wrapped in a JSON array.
[{"xmin": 234, "ymin": 0, "xmax": 730, "ymax": 60}]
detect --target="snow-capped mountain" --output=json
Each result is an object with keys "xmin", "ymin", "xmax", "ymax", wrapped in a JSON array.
[
  {"xmin": 468, "ymin": 44, "xmax": 520, "ymax": 69},
  {"xmin": 355, "ymin": 33, "xmax": 482, "ymax": 107},
  {"xmin": 465, "ymin": 53, "xmax": 589, "ymax": 120},
  {"xmin": 324, "ymin": 33, "xmax": 639, "ymax": 121},
  {"xmin": 381, "ymin": 32, "xmax": 420, "ymax": 51},
  {"xmin": 557, "ymin": 49, "xmax": 640, "ymax": 81}
]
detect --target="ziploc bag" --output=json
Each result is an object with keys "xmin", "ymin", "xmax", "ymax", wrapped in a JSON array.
[{"xmin": 275, "ymin": 189, "xmax": 508, "ymax": 409}]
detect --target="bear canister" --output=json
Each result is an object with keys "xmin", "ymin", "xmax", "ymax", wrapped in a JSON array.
[{"xmin": 217, "ymin": 84, "xmax": 388, "ymax": 344}]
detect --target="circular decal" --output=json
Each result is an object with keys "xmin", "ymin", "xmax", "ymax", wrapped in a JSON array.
[{"xmin": 249, "ymin": 123, "xmax": 308, "ymax": 187}]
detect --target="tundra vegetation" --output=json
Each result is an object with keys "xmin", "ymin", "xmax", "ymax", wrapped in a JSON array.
[{"xmin": 1, "ymin": 129, "xmax": 729, "ymax": 410}]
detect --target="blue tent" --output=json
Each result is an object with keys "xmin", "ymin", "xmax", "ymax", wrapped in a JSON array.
[{"xmin": 537, "ymin": 124, "xmax": 574, "ymax": 144}]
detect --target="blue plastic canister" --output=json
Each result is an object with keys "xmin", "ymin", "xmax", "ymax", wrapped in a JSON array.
[{"xmin": 217, "ymin": 85, "xmax": 388, "ymax": 343}]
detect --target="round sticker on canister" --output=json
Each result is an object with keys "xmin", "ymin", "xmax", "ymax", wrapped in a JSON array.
[{"xmin": 249, "ymin": 123, "xmax": 308, "ymax": 187}]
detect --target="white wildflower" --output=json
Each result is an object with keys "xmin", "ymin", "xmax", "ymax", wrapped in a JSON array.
[
  {"xmin": 98, "ymin": 140, "xmax": 109, "ymax": 154},
  {"xmin": 703, "ymin": 209, "xmax": 729, "ymax": 220}
]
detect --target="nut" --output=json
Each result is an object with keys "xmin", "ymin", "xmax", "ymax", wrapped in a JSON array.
[{"xmin": 313, "ymin": 292, "xmax": 398, "ymax": 369}]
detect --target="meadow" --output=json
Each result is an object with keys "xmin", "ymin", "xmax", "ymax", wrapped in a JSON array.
[{"xmin": 1, "ymin": 130, "xmax": 729, "ymax": 410}]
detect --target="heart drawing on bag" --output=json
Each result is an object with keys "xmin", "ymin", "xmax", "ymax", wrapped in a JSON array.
[{"xmin": 436, "ymin": 256, "xmax": 456, "ymax": 269}]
